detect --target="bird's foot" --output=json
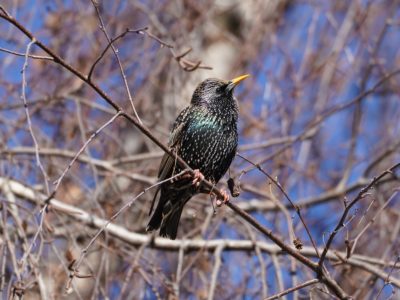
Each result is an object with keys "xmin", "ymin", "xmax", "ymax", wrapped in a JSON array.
[
  {"xmin": 215, "ymin": 189, "xmax": 230, "ymax": 207},
  {"xmin": 171, "ymin": 169, "xmax": 204, "ymax": 190},
  {"xmin": 172, "ymin": 169, "xmax": 195, "ymax": 182},
  {"xmin": 192, "ymin": 169, "xmax": 204, "ymax": 188}
]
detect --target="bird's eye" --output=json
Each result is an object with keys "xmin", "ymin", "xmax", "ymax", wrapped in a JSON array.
[{"xmin": 216, "ymin": 85, "xmax": 226, "ymax": 94}]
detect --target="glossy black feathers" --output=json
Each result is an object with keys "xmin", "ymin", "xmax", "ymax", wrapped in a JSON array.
[{"xmin": 147, "ymin": 77, "xmax": 242, "ymax": 239}]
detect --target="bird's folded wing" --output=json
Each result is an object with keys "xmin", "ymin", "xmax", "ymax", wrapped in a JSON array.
[{"xmin": 148, "ymin": 107, "xmax": 191, "ymax": 215}]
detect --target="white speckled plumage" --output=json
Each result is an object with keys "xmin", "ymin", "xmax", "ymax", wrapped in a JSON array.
[{"xmin": 147, "ymin": 77, "xmax": 245, "ymax": 239}]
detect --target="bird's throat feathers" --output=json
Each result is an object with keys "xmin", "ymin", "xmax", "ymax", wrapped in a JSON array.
[{"xmin": 193, "ymin": 103, "xmax": 238, "ymax": 126}]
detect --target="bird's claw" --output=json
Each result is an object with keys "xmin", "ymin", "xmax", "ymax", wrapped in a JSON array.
[
  {"xmin": 192, "ymin": 169, "xmax": 204, "ymax": 188},
  {"xmin": 215, "ymin": 189, "xmax": 229, "ymax": 207},
  {"xmin": 171, "ymin": 169, "xmax": 204, "ymax": 190}
]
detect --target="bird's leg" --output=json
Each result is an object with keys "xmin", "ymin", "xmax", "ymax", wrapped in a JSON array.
[
  {"xmin": 171, "ymin": 169, "xmax": 204, "ymax": 190},
  {"xmin": 215, "ymin": 189, "xmax": 230, "ymax": 207}
]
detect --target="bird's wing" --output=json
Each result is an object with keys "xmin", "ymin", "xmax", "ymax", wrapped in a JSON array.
[
  {"xmin": 148, "ymin": 107, "xmax": 191, "ymax": 215},
  {"xmin": 158, "ymin": 106, "xmax": 191, "ymax": 179}
]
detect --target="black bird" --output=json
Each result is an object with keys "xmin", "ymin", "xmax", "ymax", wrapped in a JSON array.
[{"xmin": 146, "ymin": 74, "xmax": 249, "ymax": 239}]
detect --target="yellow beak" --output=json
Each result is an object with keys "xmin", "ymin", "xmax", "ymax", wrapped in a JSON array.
[{"xmin": 230, "ymin": 74, "xmax": 250, "ymax": 86}]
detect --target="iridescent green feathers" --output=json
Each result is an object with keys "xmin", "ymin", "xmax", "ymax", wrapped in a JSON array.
[{"xmin": 147, "ymin": 76, "xmax": 248, "ymax": 239}]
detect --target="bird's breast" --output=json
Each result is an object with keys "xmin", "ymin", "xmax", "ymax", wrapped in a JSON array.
[{"xmin": 178, "ymin": 117, "xmax": 238, "ymax": 182}]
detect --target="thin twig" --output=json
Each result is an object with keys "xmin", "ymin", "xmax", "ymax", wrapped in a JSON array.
[
  {"xmin": 208, "ymin": 244, "xmax": 224, "ymax": 300},
  {"xmin": 318, "ymin": 163, "xmax": 400, "ymax": 268},
  {"xmin": 265, "ymin": 279, "xmax": 319, "ymax": 300},
  {"xmin": 87, "ymin": 26, "xmax": 148, "ymax": 80},
  {"xmin": 0, "ymin": 46, "xmax": 53, "ymax": 60},
  {"xmin": 237, "ymin": 153, "xmax": 320, "ymax": 257},
  {"xmin": 21, "ymin": 39, "xmax": 50, "ymax": 194},
  {"xmin": 65, "ymin": 169, "xmax": 189, "ymax": 291},
  {"xmin": 240, "ymin": 68, "xmax": 400, "ymax": 175},
  {"xmin": 349, "ymin": 190, "xmax": 398, "ymax": 257},
  {"xmin": 53, "ymin": 111, "xmax": 122, "ymax": 192},
  {"xmin": 90, "ymin": 0, "xmax": 142, "ymax": 123}
]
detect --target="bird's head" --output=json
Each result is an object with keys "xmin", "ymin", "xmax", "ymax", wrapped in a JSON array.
[{"xmin": 191, "ymin": 75, "xmax": 250, "ymax": 111}]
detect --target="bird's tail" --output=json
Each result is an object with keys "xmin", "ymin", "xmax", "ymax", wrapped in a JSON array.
[
  {"xmin": 159, "ymin": 203, "xmax": 185, "ymax": 240},
  {"xmin": 146, "ymin": 189, "xmax": 163, "ymax": 232},
  {"xmin": 147, "ymin": 188, "xmax": 192, "ymax": 239},
  {"xmin": 146, "ymin": 201, "xmax": 163, "ymax": 233},
  {"xmin": 146, "ymin": 193, "xmax": 188, "ymax": 240}
]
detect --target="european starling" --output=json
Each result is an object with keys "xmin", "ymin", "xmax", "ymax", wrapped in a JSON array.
[{"xmin": 146, "ymin": 74, "xmax": 249, "ymax": 239}]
